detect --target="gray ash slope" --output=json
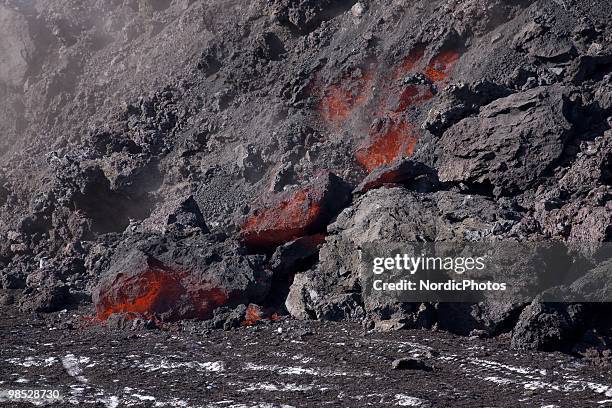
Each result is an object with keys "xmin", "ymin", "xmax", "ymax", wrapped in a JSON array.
[{"xmin": 0, "ymin": 0, "xmax": 611, "ymax": 370}]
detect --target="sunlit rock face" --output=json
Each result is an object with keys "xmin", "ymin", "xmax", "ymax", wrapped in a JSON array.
[{"xmin": 0, "ymin": 6, "xmax": 33, "ymax": 88}]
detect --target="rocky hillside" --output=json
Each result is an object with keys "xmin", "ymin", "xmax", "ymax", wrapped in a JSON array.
[{"xmin": 0, "ymin": 0, "xmax": 610, "ymax": 358}]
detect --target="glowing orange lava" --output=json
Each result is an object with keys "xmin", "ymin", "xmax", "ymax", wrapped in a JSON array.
[
  {"xmin": 241, "ymin": 189, "xmax": 323, "ymax": 249},
  {"xmin": 392, "ymin": 84, "xmax": 434, "ymax": 112},
  {"xmin": 241, "ymin": 304, "xmax": 263, "ymax": 326},
  {"xmin": 317, "ymin": 70, "xmax": 373, "ymax": 124},
  {"xmin": 95, "ymin": 268, "xmax": 228, "ymax": 322},
  {"xmin": 424, "ymin": 50, "xmax": 461, "ymax": 82},
  {"xmin": 355, "ymin": 119, "xmax": 419, "ymax": 172}
]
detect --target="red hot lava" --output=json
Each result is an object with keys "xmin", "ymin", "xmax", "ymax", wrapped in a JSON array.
[
  {"xmin": 391, "ymin": 84, "xmax": 434, "ymax": 113},
  {"xmin": 242, "ymin": 304, "xmax": 262, "ymax": 326},
  {"xmin": 425, "ymin": 50, "xmax": 461, "ymax": 82},
  {"xmin": 241, "ymin": 188, "xmax": 322, "ymax": 249},
  {"xmin": 393, "ymin": 45, "xmax": 425, "ymax": 80},
  {"xmin": 317, "ymin": 69, "xmax": 373, "ymax": 124},
  {"xmin": 240, "ymin": 173, "xmax": 351, "ymax": 250},
  {"xmin": 241, "ymin": 304, "xmax": 283, "ymax": 326},
  {"xmin": 355, "ymin": 118, "xmax": 419, "ymax": 172},
  {"xmin": 95, "ymin": 267, "xmax": 227, "ymax": 322}
]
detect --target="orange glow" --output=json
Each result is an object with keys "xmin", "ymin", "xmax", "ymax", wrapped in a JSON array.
[
  {"xmin": 241, "ymin": 304, "xmax": 263, "ymax": 326},
  {"xmin": 355, "ymin": 119, "xmax": 419, "ymax": 172},
  {"xmin": 241, "ymin": 188, "xmax": 323, "ymax": 248},
  {"xmin": 392, "ymin": 85, "xmax": 434, "ymax": 112},
  {"xmin": 317, "ymin": 70, "xmax": 373, "ymax": 124},
  {"xmin": 425, "ymin": 50, "xmax": 460, "ymax": 82},
  {"xmin": 95, "ymin": 268, "xmax": 227, "ymax": 321},
  {"xmin": 393, "ymin": 46, "xmax": 425, "ymax": 79}
]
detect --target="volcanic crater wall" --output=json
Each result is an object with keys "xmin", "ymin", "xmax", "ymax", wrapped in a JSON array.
[{"xmin": 0, "ymin": 0, "xmax": 611, "ymax": 353}]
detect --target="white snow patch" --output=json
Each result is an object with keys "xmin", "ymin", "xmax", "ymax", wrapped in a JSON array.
[
  {"xmin": 5, "ymin": 356, "xmax": 57, "ymax": 367},
  {"xmin": 241, "ymin": 382, "xmax": 313, "ymax": 392},
  {"xmin": 395, "ymin": 394, "xmax": 430, "ymax": 406},
  {"xmin": 62, "ymin": 354, "xmax": 88, "ymax": 383},
  {"xmin": 483, "ymin": 376, "xmax": 513, "ymax": 385}
]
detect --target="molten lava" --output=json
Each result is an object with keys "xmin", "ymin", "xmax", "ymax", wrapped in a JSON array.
[
  {"xmin": 393, "ymin": 46, "xmax": 425, "ymax": 79},
  {"xmin": 240, "ymin": 304, "xmax": 283, "ymax": 326},
  {"xmin": 355, "ymin": 119, "xmax": 419, "ymax": 172},
  {"xmin": 241, "ymin": 188, "xmax": 322, "ymax": 249},
  {"xmin": 392, "ymin": 85, "xmax": 434, "ymax": 113},
  {"xmin": 241, "ymin": 304, "xmax": 263, "ymax": 326},
  {"xmin": 317, "ymin": 69, "xmax": 373, "ymax": 124},
  {"xmin": 425, "ymin": 50, "xmax": 461, "ymax": 82},
  {"xmin": 95, "ymin": 268, "xmax": 228, "ymax": 322}
]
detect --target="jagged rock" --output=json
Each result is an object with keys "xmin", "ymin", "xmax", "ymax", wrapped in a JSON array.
[
  {"xmin": 142, "ymin": 196, "xmax": 210, "ymax": 234},
  {"xmin": 511, "ymin": 297, "xmax": 587, "ymax": 351},
  {"xmin": 285, "ymin": 272, "xmax": 314, "ymax": 320},
  {"xmin": 266, "ymin": 0, "xmax": 356, "ymax": 34},
  {"xmin": 271, "ymin": 234, "xmax": 326, "ymax": 276},
  {"xmin": 423, "ymin": 81, "xmax": 511, "ymax": 136},
  {"xmin": 437, "ymin": 86, "xmax": 573, "ymax": 196},
  {"xmin": 285, "ymin": 188, "xmax": 520, "ymax": 327},
  {"xmin": 19, "ymin": 284, "xmax": 70, "ymax": 313},
  {"xmin": 353, "ymin": 159, "xmax": 438, "ymax": 194}
]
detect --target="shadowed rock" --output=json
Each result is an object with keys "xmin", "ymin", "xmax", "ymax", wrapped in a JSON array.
[{"xmin": 353, "ymin": 159, "xmax": 438, "ymax": 194}]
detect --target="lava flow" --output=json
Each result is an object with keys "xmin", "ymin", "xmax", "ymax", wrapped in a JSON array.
[
  {"xmin": 317, "ymin": 69, "xmax": 373, "ymax": 124},
  {"xmin": 391, "ymin": 84, "xmax": 434, "ymax": 113},
  {"xmin": 424, "ymin": 50, "xmax": 461, "ymax": 82},
  {"xmin": 355, "ymin": 118, "xmax": 419, "ymax": 172},
  {"xmin": 95, "ymin": 267, "xmax": 228, "ymax": 322},
  {"xmin": 241, "ymin": 188, "xmax": 322, "ymax": 249},
  {"xmin": 240, "ymin": 173, "xmax": 351, "ymax": 250},
  {"xmin": 393, "ymin": 45, "xmax": 425, "ymax": 79}
]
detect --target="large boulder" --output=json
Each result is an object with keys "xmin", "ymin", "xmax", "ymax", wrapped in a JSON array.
[
  {"xmin": 285, "ymin": 187, "xmax": 522, "ymax": 333},
  {"xmin": 436, "ymin": 86, "xmax": 573, "ymax": 196},
  {"xmin": 93, "ymin": 233, "xmax": 271, "ymax": 322},
  {"xmin": 511, "ymin": 297, "xmax": 587, "ymax": 352}
]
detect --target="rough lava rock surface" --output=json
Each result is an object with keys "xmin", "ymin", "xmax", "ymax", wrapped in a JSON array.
[{"xmin": 0, "ymin": 0, "xmax": 610, "ymax": 361}]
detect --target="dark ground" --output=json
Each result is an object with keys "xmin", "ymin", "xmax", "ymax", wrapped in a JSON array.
[{"xmin": 1, "ymin": 307, "xmax": 611, "ymax": 407}]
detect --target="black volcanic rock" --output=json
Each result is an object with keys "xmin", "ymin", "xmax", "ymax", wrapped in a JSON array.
[
  {"xmin": 511, "ymin": 297, "xmax": 587, "ymax": 352},
  {"xmin": 0, "ymin": 0, "xmax": 610, "ymax": 363}
]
